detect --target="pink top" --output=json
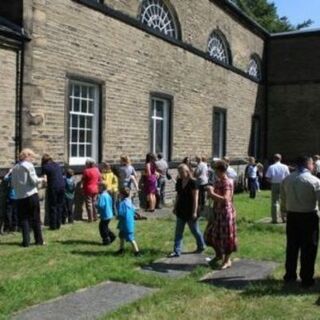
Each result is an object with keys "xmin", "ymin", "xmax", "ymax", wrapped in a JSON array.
[{"xmin": 82, "ymin": 167, "xmax": 101, "ymax": 196}]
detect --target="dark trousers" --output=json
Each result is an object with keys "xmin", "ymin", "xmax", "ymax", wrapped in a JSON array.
[
  {"xmin": 99, "ymin": 219, "xmax": 116, "ymax": 244},
  {"xmin": 4, "ymin": 199, "xmax": 18, "ymax": 231},
  {"xmin": 248, "ymin": 178, "xmax": 257, "ymax": 199},
  {"xmin": 17, "ymin": 193, "xmax": 44, "ymax": 247},
  {"xmin": 198, "ymin": 184, "xmax": 207, "ymax": 210},
  {"xmin": 63, "ymin": 198, "xmax": 74, "ymax": 224},
  {"xmin": 284, "ymin": 211, "xmax": 319, "ymax": 285},
  {"xmin": 48, "ymin": 188, "xmax": 65, "ymax": 230}
]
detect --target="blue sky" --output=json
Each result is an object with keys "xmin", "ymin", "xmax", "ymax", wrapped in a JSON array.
[{"xmin": 271, "ymin": 0, "xmax": 320, "ymax": 28}]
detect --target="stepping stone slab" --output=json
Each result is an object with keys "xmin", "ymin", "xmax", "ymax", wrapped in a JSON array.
[
  {"xmin": 12, "ymin": 281, "xmax": 156, "ymax": 320},
  {"xmin": 201, "ymin": 259, "xmax": 278, "ymax": 290},
  {"xmin": 256, "ymin": 217, "xmax": 285, "ymax": 225},
  {"xmin": 141, "ymin": 253, "xmax": 208, "ymax": 278}
]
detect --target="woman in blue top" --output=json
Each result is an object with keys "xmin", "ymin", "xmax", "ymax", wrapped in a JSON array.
[
  {"xmin": 116, "ymin": 187, "xmax": 140, "ymax": 256},
  {"xmin": 96, "ymin": 184, "xmax": 116, "ymax": 245}
]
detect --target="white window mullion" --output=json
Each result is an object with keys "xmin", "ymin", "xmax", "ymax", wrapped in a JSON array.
[{"xmin": 69, "ymin": 80, "xmax": 100, "ymax": 165}]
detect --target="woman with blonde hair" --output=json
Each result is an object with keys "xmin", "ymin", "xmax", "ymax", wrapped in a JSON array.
[
  {"xmin": 168, "ymin": 163, "xmax": 205, "ymax": 257},
  {"xmin": 11, "ymin": 148, "xmax": 45, "ymax": 247}
]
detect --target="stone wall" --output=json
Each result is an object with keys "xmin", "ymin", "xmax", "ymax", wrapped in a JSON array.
[
  {"xmin": 0, "ymin": 47, "xmax": 18, "ymax": 167},
  {"xmin": 21, "ymin": 0, "xmax": 266, "ymax": 165},
  {"xmin": 102, "ymin": 0, "xmax": 265, "ymax": 71},
  {"xmin": 268, "ymin": 33, "xmax": 320, "ymax": 160}
]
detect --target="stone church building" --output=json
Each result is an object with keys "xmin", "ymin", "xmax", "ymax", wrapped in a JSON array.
[{"xmin": 0, "ymin": 0, "xmax": 319, "ymax": 173}]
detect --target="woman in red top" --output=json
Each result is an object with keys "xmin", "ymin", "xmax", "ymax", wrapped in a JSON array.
[{"xmin": 82, "ymin": 158, "xmax": 101, "ymax": 222}]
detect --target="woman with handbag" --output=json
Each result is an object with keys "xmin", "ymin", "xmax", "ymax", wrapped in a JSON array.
[
  {"xmin": 204, "ymin": 160, "xmax": 237, "ymax": 269},
  {"xmin": 168, "ymin": 163, "xmax": 205, "ymax": 257}
]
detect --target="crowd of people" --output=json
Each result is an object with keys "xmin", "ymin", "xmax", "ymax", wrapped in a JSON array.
[{"xmin": 1, "ymin": 149, "xmax": 320, "ymax": 285}]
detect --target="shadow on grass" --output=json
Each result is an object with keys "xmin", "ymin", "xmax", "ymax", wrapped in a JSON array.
[
  {"xmin": 56, "ymin": 240, "xmax": 102, "ymax": 246},
  {"xmin": 203, "ymin": 277, "xmax": 320, "ymax": 299},
  {"xmin": 241, "ymin": 278, "xmax": 320, "ymax": 296},
  {"xmin": 71, "ymin": 248, "xmax": 168, "ymax": 260},
  {"xmin": 0, "ymin": 241, "xmax": 21, "ymax": 246},
  {"xmin": 71, "ymin": 250, "xmax": 118, "ymax": 257}
]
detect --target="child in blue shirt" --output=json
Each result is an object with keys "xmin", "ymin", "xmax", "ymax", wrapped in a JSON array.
[
  {"xmin": 96, "ymin": 184, "xmax": 116, "ymax": 245},
  {"xmin": 116, "ymin": 187, "xmax": 140, "ymax": 256},
  {"xmin": 63, "ymin": 169, "xmax": 76, "ymax": 224}
]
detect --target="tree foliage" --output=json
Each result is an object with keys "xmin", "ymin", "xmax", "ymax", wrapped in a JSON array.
[{"xmin": 230, "ymin": 0, "xmax": 313, "ymax": 33}]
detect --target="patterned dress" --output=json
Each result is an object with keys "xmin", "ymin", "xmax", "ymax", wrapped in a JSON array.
[{"xmin": 204, "ymin": 177, "xmax": 237, "ymax": 255}]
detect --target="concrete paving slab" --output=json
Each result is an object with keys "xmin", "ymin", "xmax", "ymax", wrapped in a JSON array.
[
  {"xmin": 201, "ymin": 259, "xmax": 278, "ymax": 290},
  {"xmin": 141, "ymin": 253, "xmax": 208, "ymax": 278},
  {"xmin": 256, "ymin": 217, "xmax": 285, "ymax": 225},
  {"xmin": 12, "ymin": 281, "xmax": 156, "ymax": 320}
]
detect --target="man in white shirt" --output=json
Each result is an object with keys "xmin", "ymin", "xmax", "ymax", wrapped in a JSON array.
[
  {"xmin": 223, "ymin": 157, "xmax": 238, "ymax": 181},
  {"xmin": 280, "ymin": 156, "xmax": 320, "ymax": 288},
  {"xmin": 265, "ymin": 154, "xmax": 290, "ymax": 223},
  {"xmin": 194, "ymin": 156, "xmax": 208, "ymax": 211}
]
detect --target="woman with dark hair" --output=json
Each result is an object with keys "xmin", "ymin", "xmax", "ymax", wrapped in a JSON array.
[
  {"xmin": 82, "ymin": 158, "xmax": 101, "ymax": 222},
  {"xmin": 205, "ymin": 160, "xmax": 237, "ymax": 269},
  {"xmin": 41, "ymin": 153, "xmax": 65, "ymax": 230},
  {"xmin": 144, "ymin": 153, "xmax": 158, "ymax": 212}
]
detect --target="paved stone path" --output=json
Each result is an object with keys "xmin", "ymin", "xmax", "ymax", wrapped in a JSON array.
[
  {"xmin": 12, "ymin": 282, "xmax": 156, "ymax": 320},
  {"xmin": 141, "ymin": 253, "xmax": 208, "ymax": 278},
  {"xmin": 201, "ymin": 259, "xmax": 278, "ymax": 289}
]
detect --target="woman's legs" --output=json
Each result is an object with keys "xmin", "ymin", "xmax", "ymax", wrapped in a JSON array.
[
  {"xmin": 173, "ymin": 217, "xmax": 186, "ymax": 255},
  {"xmin": 147, "ymin": 193, "xmax": 156, "ymax": 211},
  {"xmin": 187, "ymin": 219, "xmax": 205, "ymax": 252}
]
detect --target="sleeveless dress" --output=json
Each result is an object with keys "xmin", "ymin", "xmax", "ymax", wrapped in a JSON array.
[
  {"xmin": 204, "ymin": 177, "xmax": 237, "ymax": 255},
  {"xmin": 144, "ymin": 162, "xmax": 157, "ymax": 195}
]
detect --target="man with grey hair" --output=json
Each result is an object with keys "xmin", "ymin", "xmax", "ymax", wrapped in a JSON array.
[
  {"xmin": 281, "ymin": 156, "xmax": 320, "ymax": 287},
  {"xmin": 266, "ymin": 153, "xmax": 290, "ymax": 223}
]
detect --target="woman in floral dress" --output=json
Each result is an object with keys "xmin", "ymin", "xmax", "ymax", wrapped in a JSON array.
[{"xmin": 205, "ymin": 160, "xmax": 237, "ymax": 269}]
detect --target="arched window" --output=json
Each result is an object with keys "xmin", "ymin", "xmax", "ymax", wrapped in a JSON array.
[
  {"xmin": 140, "ymin": 0, "xmax": 180, "ymax": 40},
  {"xmin": 208, "ymin": 31, "xmax": 231, "ymax": 65},
  {"xmin": 248, "ymin": 55, "xmax": 262, "ymax": 80}
]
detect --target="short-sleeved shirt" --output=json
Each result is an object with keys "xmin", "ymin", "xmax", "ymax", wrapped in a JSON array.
[
  {"xmin": 246, "ymin": 165, "xmax": 257, "ymax": 179},
  {"xmin": 194, "ymin": 162, "xmax": 208, "ymax": 186},
  {"xmin": 96, "ymin": 191, "xmax": 114, "ymax": 220},
  {"xmin": 155, "ymin": 159, "xmax": 168, "ymax": 178},
  {"xmin": 175, "ymin": 178, "xmax": 198, "ymax": 221},
  {"xmin": 82, "ymin": 167, "xmax": 101, "ymax": 196},
  {"xmin": 266, "ymin": 162, "xmax": 290, "ymax": 184},
  {"xmin": 119, "ymin": 165, "xmax": 136, "ymax": 189}
]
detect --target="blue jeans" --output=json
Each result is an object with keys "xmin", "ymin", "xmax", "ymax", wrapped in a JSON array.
[{"xmin": 174, "ymin": 217, "xmax": 205, "ymax": 254}]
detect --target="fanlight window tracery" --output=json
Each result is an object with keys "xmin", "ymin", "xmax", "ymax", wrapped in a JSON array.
[
  {"xmin": 208, "ymin": 32, "xmax": 230, "ymax": 65},
  {"xmin": 248, "ymin": 57, "xmax": 261, "ymax": 80},
  {"xmin": 140, "ymin": 0, "xmax": 179, "ymax": 39}
]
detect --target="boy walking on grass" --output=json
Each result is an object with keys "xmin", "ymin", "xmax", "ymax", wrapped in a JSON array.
[
  {"xmin": 116, "ymin": 188, "xmax": 140, "ymax": 256},
  {"xmin": 96, "ymin": 184, "xmax": 116, "ymax": 245}
]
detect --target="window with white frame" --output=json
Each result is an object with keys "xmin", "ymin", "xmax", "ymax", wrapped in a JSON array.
[
  {"xmin": 140, "ymin": 0, "xmax": 179, "ymax": 39},
  {"xmin": 213, "ymin": 108, "xmax": 226, "ymax": 159},
  {"xmin": 151, "ymin": 96, "xmax": 170, "ymax": 160},
  {"xmin": 68, "ymin": 81, "xmax": 100, "ymax": 165},
  {"xmin": 248, "ymin": 56, "xmax": 261, "ymax": 80},
  {"xmin": 208, "ymin": 31, "xmax": 231, "ymax": 65}
]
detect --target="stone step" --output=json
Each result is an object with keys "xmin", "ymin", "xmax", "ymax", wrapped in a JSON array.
[{"xmin": 12, "ymin": 281, "xmax": 156, "ymax": 320}]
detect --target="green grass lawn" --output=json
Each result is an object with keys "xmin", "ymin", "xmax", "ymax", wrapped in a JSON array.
[{"xmin": 0, "ymin": 191, "xmax": 319, "ymax": 320}]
